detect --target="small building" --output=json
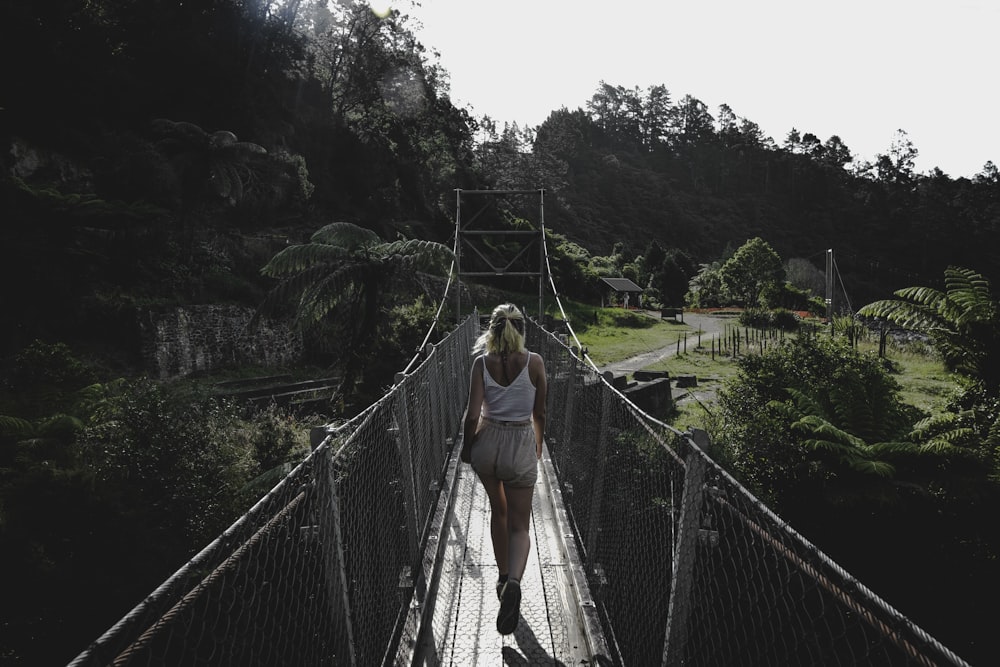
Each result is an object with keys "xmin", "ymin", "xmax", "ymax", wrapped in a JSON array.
[{"xmin": 600, "ymin": 277, "xmax": 644, "ymax": 308}]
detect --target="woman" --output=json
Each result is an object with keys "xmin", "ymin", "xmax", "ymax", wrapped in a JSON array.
[{"xmin": 461, "ymin": 304, "xmax": 547, "ymax": 636}]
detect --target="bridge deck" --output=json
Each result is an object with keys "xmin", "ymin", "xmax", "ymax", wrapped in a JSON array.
[{"xmin": 411, "ymin": 446, "xmax": 610, "ymax": 666}]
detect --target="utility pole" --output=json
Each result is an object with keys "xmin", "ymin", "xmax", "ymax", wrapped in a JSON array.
[{"xmin": 826, "ymin": 248, "xmax": 834, "ymax": 335}]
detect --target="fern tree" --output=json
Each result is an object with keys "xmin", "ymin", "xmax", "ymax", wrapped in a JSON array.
[
  {"xmin": 259, "ymin": 222, "xmax": 453, "ymax": 397},
  {"xmin": 858, "ymin": 266, "xmax": 1000, "ymax": 473},
  {"xmin": 719, "ymin": 335, "xmax": 927, "ymax": 506},
  {"xmin": 768, "ymin": 385, "xmax": 970, "ymax": 505},
  {"xmin": 859, "ymin": 267, "xmax": 1000, "ymax": 390}
]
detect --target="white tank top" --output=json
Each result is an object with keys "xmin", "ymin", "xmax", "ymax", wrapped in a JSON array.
[{"xmin": 481, "ymin": 353, "xmax": 536, "ymax": 421}]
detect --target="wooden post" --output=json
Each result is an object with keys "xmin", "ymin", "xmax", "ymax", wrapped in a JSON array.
[{"xmin": 662, "ymin": 430, "xmax": 709, "ymax": 665}]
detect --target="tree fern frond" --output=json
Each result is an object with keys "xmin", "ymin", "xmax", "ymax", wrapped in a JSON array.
[
  {"xmin": 794, "ymin": 416, "xmax": 867, "ymax": 449},
  {"xmin": 296, "ymin": 265, "xmax": 369, "ymax": 323},
  {"xmin": 261, "ymin": 244, "xmax": 351, "ymax": 277},
  {"xmin": 846, "ymin": 458, "xmax": 895, "ymax": 477},
  {"xmin": 781, "ymin": 387, "xmax": 827, "ymax": 417},
  {"xmin": 918, "ymin": 436, "xmax": 971, "ymax": 455},
  {"xmin": 376, "ymin": 238, "xmax": 453, "ymax": 259},
  {"xmin": 858, "ymin": 297, "xmax": 940, "ymax": 329},
  {"xmin": 943, "ymin": 266, "xmax": 990, "ymax": 296},
  {"xmin": 909, "ymin": 411, "xmax": 963, "ymax": 438},
  {"xmin": 310, "ymin": 222, "xmax": 381, "ymax": 248},
  {"xmin": 257, "ymin": 264, "xmax": 338, "ymax": 318},
  {"xmin": 766, "ymin": 399, "xmax": 802, "ymax": 422},
  {"xmin": 210, "ymin": 130, "xmax": 238, "ymax": 147},
  {"xmin": 0, "ymin": 415, "xmax": 34, "ymax": 437},
  {"xmin": 921, "ymin": 428, "xmax": 976, "ymax": 446},
  {"xmin": 151, "ymin": 118, "xmax": 208, "ymax": 143},
  {"xmin": 801, "ymin": 437, "xmax": 856, "ymax": 455},
  {"xmin": 36, "ymin": 413, "xmax": 85, "ymax": 437},
  {"xmin": 868, "ymin": 441, "xmax": 924, "ymax": 456}
]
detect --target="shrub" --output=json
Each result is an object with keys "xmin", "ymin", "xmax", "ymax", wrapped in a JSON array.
[
  {"xmin": 738, "ymin": 307, "xmax": 771, "ymax": 329},
  {"xmin": 770, "ymin": 308, "xmax": 800, "ymax": 331}
]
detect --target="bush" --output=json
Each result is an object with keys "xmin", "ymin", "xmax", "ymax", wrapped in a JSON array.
[
  {"xmin": 738, "ymin": 307, "xmax": 772, "ymax": 329},
  {"xmin": 718, "ymin": 335, "xmax": 918, "ymax": 507},
  {"xmin": 737, "ymin": 307, "xmax": 800, "ymax": 332},
  {"xmin": 770, "ymin": 308, "xmax": 800, "ymax": 331}
]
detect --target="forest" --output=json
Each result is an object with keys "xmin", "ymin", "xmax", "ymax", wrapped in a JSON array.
[{"xmin": 2, "ymin": 1, "xmax": 999, "ymax": 664}]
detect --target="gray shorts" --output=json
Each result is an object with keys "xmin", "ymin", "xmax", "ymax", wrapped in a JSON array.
[{"xmin": 470, "ymin": 418, "xmax": 538, "ymax": 487}]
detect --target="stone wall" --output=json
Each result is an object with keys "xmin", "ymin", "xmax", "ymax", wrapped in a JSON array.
[
  {"xmin": 142, "ymin": 305, "xmax": 302, "ymax": 379},
  {"xmin": 623, "ymin": 377, "xmax": 674, "ymax": 417},
  {"xmin": 603, "ymin": 371, "xmax": 674, "ymax": 418}
]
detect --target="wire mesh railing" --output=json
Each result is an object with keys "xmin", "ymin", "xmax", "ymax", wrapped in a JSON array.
[
  {"xmin": 69, "ymin": 310, "xmax": 972, "ymax": 667},
  {"xmin": 527, "ymin": 317, "xmax": 972, "ymax": 667},
  {"xmin": 67, "ymin": 314, "xmax": 480, "ymax": 667}
]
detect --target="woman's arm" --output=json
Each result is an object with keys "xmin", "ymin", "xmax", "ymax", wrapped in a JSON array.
[
  {"xmin": 530, "ymin": 353, "xmax": 547, "ymax": 459},
  {"xmin": 463, "ymin": 356, "xmax": 485, "ymax": 450}
]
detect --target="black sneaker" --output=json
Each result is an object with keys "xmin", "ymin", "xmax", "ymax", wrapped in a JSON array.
[
  {"xmin": 496, "ymin": 580, "xmax": 504, "ymax": 601},
  {"xmin": 496, "ymin": 579, "xmax": 521, "ymax": 635}
]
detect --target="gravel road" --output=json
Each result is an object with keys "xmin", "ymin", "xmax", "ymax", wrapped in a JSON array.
[{"xmin": 598, "ymin": 312, "xmax": 729, "ymax": 376}]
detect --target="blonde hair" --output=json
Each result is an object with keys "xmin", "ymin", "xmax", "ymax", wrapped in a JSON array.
[{"xmin": 473, "ymin": 303, "xmax": 526, "ymax": 355}]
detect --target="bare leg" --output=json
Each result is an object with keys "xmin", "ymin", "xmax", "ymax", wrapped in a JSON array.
[
  {"xmin": 478, "ymin": 474, "xmax": 509, "ymax": 576},
  {"xmin": 503, "ymin": 484, "xmax": 535, "ymax": 582}
]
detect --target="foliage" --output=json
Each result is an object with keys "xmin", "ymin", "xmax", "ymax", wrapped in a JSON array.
[
  {"xmin": 685, "ymin": 261, "xmax": 729, "ymax": 308},
  {"xmin": 0, "ymin": 358, "xmax": 310, "ymax": 665},
  {"xmin": 718, "ymin": 237, "xmax": 785, "ymax": 307},
  {"xmin": 859, "ymin": 267, "xmax": 1000, "ymax": 476},
  {"xmin": 737, "ymin": 306, "xmax": 801, "ymax": 332},
  {"xmin": 259, "ymin": 222, "xmax": 452, "ymax": 396},
  {"xmin": 859, "ymin": 267, "xmax": 1000, "ymax": 391},
  {"xmin": 718, "ymin": 335, "xmax": 929, "ymax": 505},
  {"xmin": 4, "ymin": 3, "xmax": 1000, "ymax": 661}
]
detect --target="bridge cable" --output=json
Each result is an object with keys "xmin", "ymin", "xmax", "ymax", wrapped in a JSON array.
[
  {"xmin": 540, "ymin": 229, "xmax": 690, "ymax": 441},
  {"xmin": 398, "ymin": 222, "xmax": 462, "ymax": 376}
]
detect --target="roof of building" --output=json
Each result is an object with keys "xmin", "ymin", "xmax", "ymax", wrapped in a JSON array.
[{"xmin": 600, "ymin": 277, "xmax": 644, "ymax": 292}]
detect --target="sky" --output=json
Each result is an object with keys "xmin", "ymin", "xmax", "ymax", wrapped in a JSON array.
[{"xmin": 401, "ymin": 0, "xmax": 999, "ymax": 179}]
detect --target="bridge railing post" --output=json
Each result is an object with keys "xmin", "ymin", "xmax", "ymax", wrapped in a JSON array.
[
  {"xmin": 662, "ymin": 429, "xmax": 710, "ymax": 666},
  {"xmin": 549, "ymin": 338, "xmax": 578, "ymax": 477},
  {"xmin": 584, "ymin": 383, "xmax": 615, "ymax": 575},
  {"xmin": 392, "ymin": 383, "xmax": 422, "ymax": 578},
  {"xmin": 315, "ymin": 446, "xmax": 358, "ymax": 667}
]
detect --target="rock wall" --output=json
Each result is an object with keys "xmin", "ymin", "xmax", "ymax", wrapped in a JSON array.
[
  {"xmin": 142, "ymin": 305, "xmax": 302, "ymax": 379},
  {"xmin": 623, "ymin": 377, "xmax": 674, "ymax": 417}
]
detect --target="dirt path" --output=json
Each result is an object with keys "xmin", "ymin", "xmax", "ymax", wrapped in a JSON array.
[{"xmin": 598, "ymin": 312, "xmax": 728, "ymax": 376}]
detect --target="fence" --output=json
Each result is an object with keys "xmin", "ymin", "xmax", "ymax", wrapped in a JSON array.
[
  {"xmin": 67, "ymin": 314, "xmax": 480, "ymax": 667},
  {"xmin": 69, "ymin": 313, "xmax": 972, "ymax": 666},
  {"xmin": 528, "ymin": 320, "xmax": 971, "ymax": 667}
]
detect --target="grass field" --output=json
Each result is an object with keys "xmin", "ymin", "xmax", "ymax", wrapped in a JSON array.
[
  {"xmin": 574, "ymin": 318, "xmax": 697, "ymax": 365},
  {"xmin": 573, "ymin": 315, "xmax": 962, "ymax": 432}
]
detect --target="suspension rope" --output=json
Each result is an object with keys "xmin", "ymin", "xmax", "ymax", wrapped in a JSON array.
[
  {"xmin": 539, "ymin": 228, "xmax": 687, "ymax": 439},
  {"xmin": 539, "ymin": 227, "xmax": 601, "ymax": 375},
  {"xmin": 399, "ymin": 222, "xmax": 462, "ymax": 376},
  {"xmin": 833, "ymin": 254, "xmax": 855, "ymax": 314}
]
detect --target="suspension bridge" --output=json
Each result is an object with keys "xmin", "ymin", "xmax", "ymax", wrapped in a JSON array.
[{"xmin": 68, "ymin": 191, "xmax": 975, "ymax": 666}]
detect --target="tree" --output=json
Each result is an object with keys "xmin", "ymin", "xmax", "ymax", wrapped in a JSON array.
[
  {"xmin": 718, "ymin": 237, "xmax": 785, "ymax": 306},
  {"xmin": 720, "ymin": 336, "xmax": 929, "ymax": 504},
  {"xmin": 259, "ymin": 222, "xmax": 452, "ymax": 393},
  {"xmin": 858, "ymin": 267, "xmax": 1000, "ymax": 391},
  {"xmin": 670, "ymin": 94, "xmax": 715, "ymax": 145},
  {"xmin": 686, "ymin": 261, "xmax": 728, "ymax": 308},
  {"xmin": 859, "ymin": 267, "xmax": 1000, "ymax": 473},
  {"xmin": 783, "ymin": 128, "xmax": 802, "ymax": 152},
  {"xmin": 586, "ymin": 81, "xmax": 644, "ymax": 147},
  {"xmin": 823, "ymin": 135, "xmax": 853, "ymax": 169},
  {"xmin": 874, "ymin": 129, "xmax": 918, "ymax": 185},
  {"xmin": 642, "ymin": 84, "xmax": 672, "ymax": 149},
  {"xmin": 717, "ymin": 103, "xmax": 740, "ymax": 146}
]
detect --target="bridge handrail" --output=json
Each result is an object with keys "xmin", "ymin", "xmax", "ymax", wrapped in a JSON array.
[
  {"xmin": 68, "ymin": 314, "xmax": 481, "ymax": 667},
  {"xmin": 527, "ymin": 316, "xmax": 971, "ymax": 667},
  {"xmin": 68, "ymin": 312, "xmax": 972, "ymax": 667}
]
